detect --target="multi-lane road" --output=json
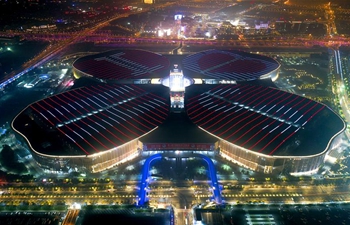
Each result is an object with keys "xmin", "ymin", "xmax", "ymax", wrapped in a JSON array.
[
  {"xmin": 0, "ymin": 3, "xmax": 165, "ymax": 88},
  {"xmin": 1, "ymin": 179, "xmax": 350, "ymax": 208},
  {"xmin": 0, "ymin": 4, "xmax": 349, "ymax": 225},
  {"xmin": 62, "ymin": 209, "xmax": 80, "ymax": 225},
  {"xmin": 1, "ymin": 1, "xmax": 349, "ymax": 89}
]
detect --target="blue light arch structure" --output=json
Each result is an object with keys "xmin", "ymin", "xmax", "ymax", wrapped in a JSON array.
[
  {"xmin": 138, "ymin": 153, "xmax": 163, "ymax": 206},
  {"xmin": 138, "ymin": 153, "xmax": 222, "ymax": 206}
]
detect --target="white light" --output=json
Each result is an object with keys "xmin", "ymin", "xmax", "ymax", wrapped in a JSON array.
[{"xmin": 71, "ymin": 202, "xmax": 82, "ymax": 209}]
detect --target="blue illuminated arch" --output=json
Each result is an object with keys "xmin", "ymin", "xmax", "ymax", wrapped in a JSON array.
[
  {"xmin": 138, "ymin": 153, "xmax": 162, "ymax": 206},
  {"xmin": 138, "ymin": 153, "xmax": 222, "ymax": 206}
]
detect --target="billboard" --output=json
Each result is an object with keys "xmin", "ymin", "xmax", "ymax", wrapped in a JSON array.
[
  {"xmin": 144, "ymin": 143, "xmax": 214, "ymax": 150},
  {"xmin": 174, "ymin": 14, "xmax": 183, "ymax": 21}
]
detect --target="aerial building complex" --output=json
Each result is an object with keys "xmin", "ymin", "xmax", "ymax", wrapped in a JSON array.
[{"xmin": 12, "ymin": 49, "xmax": 345, "ymax": 175}]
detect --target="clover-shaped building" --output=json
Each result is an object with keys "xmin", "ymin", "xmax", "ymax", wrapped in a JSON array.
[{"xmin": 12, "ymin": 49, "xmax": 345, "ymax": 175}]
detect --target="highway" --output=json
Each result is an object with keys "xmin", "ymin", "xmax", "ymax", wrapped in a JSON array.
[
  {"xmin": 0, "ymin": 2, "xmax": 349, "ymax": 224},
  {"xmin": 2, "ymin": 178, "xmax": 350, "ymax": 207},
  {"xmin": 62, "ymin": 209, "xmax": 80, "ymax": 225},
  {"xmin": 0, "ymin": 3, "xmax": 173, "ymax": 89},
  {"xmin": 2, "ymin": 31, "xmax": 348, "ymax": 48},
  {"xmin": 1, "ymin": 0, "xmax": 349, "ymax": 90},
  {"xmin": 332, "ymin": 47, "xmax": 350, "ymax": 139},
  {"xmin": 1, "ymin": 175, "xmax": 350, "ymax": 225}
]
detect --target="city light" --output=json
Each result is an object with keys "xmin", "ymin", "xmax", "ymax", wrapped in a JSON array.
[{"xmin": 1, "ymin": 1, "xmax": 350, "ymax": 224}]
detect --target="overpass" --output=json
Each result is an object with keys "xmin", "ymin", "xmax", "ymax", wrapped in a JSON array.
[{"xmin": 138, "ymin": 153, "xmax": 222, "ymax": 206}]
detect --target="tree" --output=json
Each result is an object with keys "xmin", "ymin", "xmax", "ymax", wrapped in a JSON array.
[
  {"xmin": 331, "ymin": 163, "xmax": 341, "ymax": 172},
  {"xmin": 0, "ymin": 145, "xmax": 27, "ymax": 174}
]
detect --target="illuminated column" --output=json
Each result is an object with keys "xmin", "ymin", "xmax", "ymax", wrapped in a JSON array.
[{"xmin": 169, "ymin": 65, "xmax": 184, "ymax": 92}]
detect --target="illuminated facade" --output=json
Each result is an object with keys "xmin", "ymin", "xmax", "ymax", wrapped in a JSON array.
[
  {"xmin": 161, "ymin": 64, "xmax": 192, "ymax": 110},
  {"xmin": 186, "ymin": 84, "xmax": 346, "ymax": 175},
  {"xmin": 218, "ymin": 132, "xmax": 345, "ymax": 175},
  {"xmin": 30, "ymin": 139, "xmax": 142, "ymax": 173},
  {"xmin": 12, "ymin": 50, "xmax": 345, "ymax": 175},
  {"xmin": 12, "ymin": 84, "xmax": 170, "ymax": 173},
  {"xmin": 143, "ymin": 0, "xmax": 155, "ymax": 4}
]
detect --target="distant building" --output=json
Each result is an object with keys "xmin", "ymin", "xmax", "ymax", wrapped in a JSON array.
[
  {"xmin": 143, "ymin": 0, "xmax": 155, "ymax": 4},
  {"xmin": 218, "ymin": 21, "xmax": 236, "ymax": 35}
]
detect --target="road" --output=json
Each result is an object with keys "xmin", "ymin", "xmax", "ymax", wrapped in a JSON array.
[
  {"xmin": 62, "ymin": 209, "xmax": 80, "ymax": 225},
  {"xmin": 2, "ymin": 178, "xmax": 350, "ymax": 225},
  {"xmin": 0, "ymin": 3, "xmax": 173, "ymax": 88},
  {"xmin": 2, "ymin": 178, "xmax": 350, "ymax": 205},
  {"xmin": 331, "ymin": 47, "xmax": 350, "ymax": 138},
  {"xmin": 1, "ymin": 4, "xmax": 349, "ymax": 90}
]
